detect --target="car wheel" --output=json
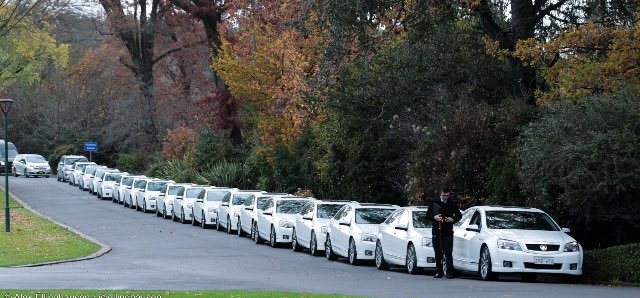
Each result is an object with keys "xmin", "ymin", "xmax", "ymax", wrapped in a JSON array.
[
  {"xmin": 479, "ymin": 246, "xmax": 497, "ymax": 281},
  {"xmin": 156, "ymin": 206, "xmax": 161, "ymax": 217},
  {"xmin": 172, "ymin": 209, "xmax": 178, "ymax": 222},
  {"xmin": 310, "ymin": 231, "xmax": 319, "ymax": 256},
  {"xmin": 251, "ymin": 222, "xmax": 257, "ymax": 241},
  {"xmin": 192, "ymin": 209, "xmax": 198, "ymax": 226},
  {"xmin": 143, "ymin": 201, "xmax": 147, "ymax": 213},
  {"xmin": 521, "ymin": 273, "xmax": 537, "ymax": 282},
  {"xmin": 57, "ymin": 175, "xmax": 61, "ymax": 181},
  {"xmin": 406, "ymin": 243, "xmax": 418, "ymax": 274},
  {"xmin": 348, "ymin": 238, "xmax": 359, "ymax": 265},
  {"xmin": 254, "ymin": 225, "xmax": 264, "ymax": 244},
  {"xmin": 269, "ymin": 226, "xmax": 277, "ymax": 248},
  {"xmin": 216, "ymin": 217, "xmax": 222, "ymax": 231},
  {"xmin": 97, "ymin": 191, "xmax": 102, "ymax": 199},
  {"xmin": 12, "ymin": 168, "xmax": 17, "ymax": 177},
  {"xmin": 325, "ymin": 235, "xmax": 337, "ymax": 261},
  {"xmin": 237, "ymin": 219, "xmax": 244, "ymax": 237},
  {"xmin": 375, "ymin": 240, "xmax": 388, "ymax": 270},
  {"xmin": 292, "ymin": 228, "xmax": 301, "ymax": 252},
  {"xmin": 226, "ymin": 216, "xmax": 232, "ymax": 234},
  {"xmin": 162, "ymin": 206, "xmax": 167, "ymax": 219},
  {"xmin": 181, "ymin": 208, "xmax": 187, "ymax": 224},
  {"xmin": 24, "ymin": 172, "xmax": 29, "ymax": 178},
  {"xmin": 201, "ymin": 212, "xmax": 207, "ymax": 229},
  {"xmin": 45, "ymin": 175, "xmax": 50, "ymax": 178}
]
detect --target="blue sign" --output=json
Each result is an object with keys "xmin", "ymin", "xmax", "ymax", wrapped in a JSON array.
[{"xmin": 83, "ymin": 141, "xmax": 98, "ymax": 152}]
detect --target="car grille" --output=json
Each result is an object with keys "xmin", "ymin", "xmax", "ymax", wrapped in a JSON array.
[
  {"xmin": 524, "ymin": 263, "xmax": 562, "ymax": 270},
  {"xmin": 525, "ymin": 244, "xmax": 560, "ymax": 251}
]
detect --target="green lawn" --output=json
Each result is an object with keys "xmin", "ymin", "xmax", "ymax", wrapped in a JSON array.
[
  {"xmin": 0, "ymin": 191, "xmax": 101, "ymax": 266},
  {"xmin": 0, "ymin": 290, "xmax": 357, "ymax": 298}
]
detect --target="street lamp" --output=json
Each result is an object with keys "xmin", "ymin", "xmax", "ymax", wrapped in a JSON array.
[{"xmin": 0, "ymin": 98, "xmax": 13, "ymax": 232}]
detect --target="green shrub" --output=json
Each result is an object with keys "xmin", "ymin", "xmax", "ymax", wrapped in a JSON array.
[
  {"xmin": 116, "ymin": 152, "xmax": 147, "ymax": 174},
  {"xmin": 201, "ymin": 160, "xmax": 251, "ymax": 189},
  {"xmin": 583, "ymin": 243, "xmax": 640, "ymax": 283},
  {"xmin": 191, "ymin": 128, "xmax": 248, "ymax": 171}
]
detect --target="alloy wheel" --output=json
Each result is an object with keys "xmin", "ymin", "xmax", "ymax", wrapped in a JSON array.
[{"xmin": 406, "ymin": 244, "xmax": 418, "ymax": 274}]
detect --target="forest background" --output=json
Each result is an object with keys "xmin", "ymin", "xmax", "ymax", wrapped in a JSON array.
[{"xmin": 1, "ymin": 0, "xmax": 639, "ymax": 251}]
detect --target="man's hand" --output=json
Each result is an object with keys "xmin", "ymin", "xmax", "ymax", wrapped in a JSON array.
[
  {"xmin": 434, "ymin": 214, "xmax": 443, "ymax": 222},
  {"xmin": 444, "ymin": 217, "xmax": 454, "ymax": 223}
]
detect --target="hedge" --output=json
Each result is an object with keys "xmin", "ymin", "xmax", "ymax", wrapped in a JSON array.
[{"xmin": 583, "ymin": 243, "xmax": 640, "ymax": 283}]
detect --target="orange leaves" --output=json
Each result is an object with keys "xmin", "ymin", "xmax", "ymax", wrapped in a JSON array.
[
  {"xmin": 514, "ymin": 21, "xmax": 640, "ymax": 103},
  {"xmin": 214, "ymin": 0, "xmax": 324, "ymax": 147},
  {"xmin": 162, "ymin": 126, "xmax": 198, "ymax": 161}
]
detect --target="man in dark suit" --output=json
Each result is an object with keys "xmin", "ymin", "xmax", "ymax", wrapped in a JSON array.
[{"xmin": 425, "ymin": 186, "xmax": 462, "ymax": 278}]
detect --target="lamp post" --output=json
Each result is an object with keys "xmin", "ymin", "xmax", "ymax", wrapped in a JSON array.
[{"xmin": 0, "ymin": 99, "xmax": 13, "ymax": 232}]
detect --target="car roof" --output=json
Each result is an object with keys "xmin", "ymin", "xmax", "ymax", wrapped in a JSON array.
[
  {"xmin": 473, "ymin": 205, "xmax": 543, "ymax": 213},
  {"xmin": 62, "ymin": 155, "xmax": 87, "ymax": 159},
  {"xmin": 272, "ymin": 196, "xmax": 309, "ymax": 201},
  {"xmin": 349, "ymin": 202, "xmax": 399, "ymax": 209}
]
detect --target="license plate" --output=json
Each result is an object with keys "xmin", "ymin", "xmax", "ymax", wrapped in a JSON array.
[
  {"xmin": 37, "ymin": 171, "xmax": 45, "ymax": 174},
  {"xmin": 534, "ymin": 257, "xmax": 554, "ymax": 264}
]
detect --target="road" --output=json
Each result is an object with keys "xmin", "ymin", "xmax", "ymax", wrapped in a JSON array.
[{"xmin": 0, "ymin": 177, "xmax": 638, "ymax": 297}]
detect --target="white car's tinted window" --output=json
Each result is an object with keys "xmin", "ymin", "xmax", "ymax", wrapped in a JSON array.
[
  {"xmin": 233, "ymin": 194, "xmax": 252, "ymax": 205},
  {"xmin": 317, "ymin": 204, "xmax": 345, "ymax": 219},
  {"xmin": 147, "ymin": 182, "xmax": 168, "ymax": 191},
  {"xmin": 355, "ymin": 208, "xmax": 396, "ymax": 224},
  {"xmin": 134, "ymin": 180, "xmax": 146, "ymax": 189},
  {"xmin": 485, "ymin": 211, "xmax": 560, "ymax": 231},
  {"xmin": 122, "ymin": 177, "xmax": 136, "ymax": 186},
  {"xmin": 412, "ymin": 211, "xmax": 432, "ymax": 228},
  {"xmin": 65, "ymin": 157, "xmax": 87, "ymax": 165},
  {"xmin": 334, "ymin": 206, "xmax": 351, "ymax": 221},
  {"xmin": 104, "ymin": 174, "xmax": 120, "ymax": 182},
  {"xmin": 455, "ymin": 209, "xmax": 474, "ymax": 227},
  {"xmin": 256, "ymin": 197, "xmax": 270, "ymax": 209},
  {"xmin": 244, "ymin": 195, "xmax": 255, "ymax": 206},
  {"xmin": 384, "ymin": 209, "xmax": 403, "ymax": 224},
  {"xmin": 397, "ymin": 210, "xmax": 410, "ymax": 226},
  {"xmin": 276, "ymin": 200, "xmax": 307, "ymax": 214},
  {"xmin": 168, "ymin": 186, "xmax": 183, "ymax": 195},
  {"xmin": 207, "ymin": 190, "xmax": 228, "ymax": 201},
  {"xmin": 186, "ymin": 188, "xmax": 204, "ymax": 198}
]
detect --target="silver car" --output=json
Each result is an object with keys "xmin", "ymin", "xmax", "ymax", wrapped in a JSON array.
[{"xmin": 12, "ymin": 154, "xmax": 51, "ymax": 178}]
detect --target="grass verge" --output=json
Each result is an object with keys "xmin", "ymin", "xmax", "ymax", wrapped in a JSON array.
[
  {"xmin": 0, "ymin": 290, "xmax": 357, "ymax": 298},
  {"xmin": 0, "ymin": 191, "xmax": 102, "ymax": 266}
]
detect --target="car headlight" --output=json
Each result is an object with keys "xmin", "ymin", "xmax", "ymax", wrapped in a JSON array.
[
  {"xmin": 321, "ymin": 226, "xmax": 328, "ymax": 234},
  {"xmin": 422, "ymin": 237, "xmax": 433, "ymax": 247},
  {"xmin": 497, "ymin": 239, "xmax": 522, "ymax": 251},
  {"xmin": 186, "ymin": 203, "xmax": 194, "ymax": 209},
  {"xmin": 361, "ymin": 233, "xmax": 377, "ymax": 242},
  {"xmin": 279, "ymin": 220, "xmax": 294, "ymax": 228},
  {"xmin": 208, "ymin": 207, "xmax": 217, "ymax": 213},
  {"xmin": 564, "ymin": 241, "xmax": 580, "ymax": 252}
]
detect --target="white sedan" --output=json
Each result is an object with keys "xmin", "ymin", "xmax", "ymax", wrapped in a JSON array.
[
  {"xmin": 172, "ymin": 185, "xmax": 208, "ymax": 224},
  {"xmin": 98, "ymin": 172, "xmax": 128, "ymax": 200},
  {"xmin": 218, "ymin": 190, "xmax": 266, "ymax": 234},
  {"xmin": 240, "ymin": 193, "xmax": 288, "ymax": 239},
  {"xmin": 71, "ymin": 162, "xmax": 96, "ymax": 186},
  {"xmin": 80, "ymin": 165, "xmax": 106, "ymax": 191},
  {"xmin": 325, "ymin": 203, "xmax": 398, "ymax": 265},
  {"xmin": 255, "ymin": 196, "xmax": 310, "ymax": 247},
  {"xmin": 124, "ymin": 177, "xmax": 149, "ymax": 208},
  {"xmin": 452, "ymin": 206, "xmax": 583, "ymax": 282},
  {"xmin": 192, "ymin": 187, "xmax": 237, "ymax": 228},
  {"xmin": 155, "ymin": 183, "xmax": 193, "ymax": 219},
  {"xmin": 293, "ymin": 200, "xmax": 350, "ymax": 256},
  {"xmin": 375, "ymin": 206, "xmax": 436, "ymax": 274},
  {"xmin": 115, "ymin": 175, "xmax": 145, "ymax": 204},
  {"xmin": 135, "ymin": 179, "xmax": 174, "ymax": 213}
]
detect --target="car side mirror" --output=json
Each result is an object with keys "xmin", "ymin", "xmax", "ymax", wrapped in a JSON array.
[
  {"xmin": 263, "ymin": 211, "xmax": 272, "ymax": 216},
  {"xmin": 466, "ymin": 224, "xmax": 480, "ymax": 232},
  {"xmin": 196, "ymin": 199, "xmax": 203, "ymax": 203},
  {"xmin": 245, "ymin": 206, "xmax": 253, "ymax": 210},
  {"xmin": 159, "ymin": 193, "xmax": 165, "ymax": 197},
  {"xmin": 303, "ymin": 216, "xmax": 312, "ymax": 220},
  {"xmin": 562, "ymin": 227, "xmax": 571, "ymax": 233},
  {"xmin": 140, "ymin": 189, "xmax": 145, "ymax": 192},
  {"xmin": 339, "ymin": 219, "xmax": 351, "ymax": 226},
  {"xmin": 126, "ymin": 186, "xmax": 132, "ymax": 189},
  {"xmin": 395, "ymin": 223, "xmax": 408, "ymax": 231},
  {"xmin": 222, "ymin": 202, "xmax": 229, "ymax": 207},
  {"xmin": 176, "ymin": 196, "xmax": 183, "ymax": 200},
  {"xmin": 20, "ymin": 160, "xmax": 26, "ymax": 164}
]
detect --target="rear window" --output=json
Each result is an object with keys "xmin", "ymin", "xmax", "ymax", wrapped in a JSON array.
[
  {"xmin": 355, "ymin": 208, "xmax": 396, "ymax": 224},
  {"xmin": 317, "ymin": 204, "xmax": 346, "ymax": 219}
]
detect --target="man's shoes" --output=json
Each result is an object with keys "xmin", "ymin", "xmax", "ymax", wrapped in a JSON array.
[
  {"xmin": 445, "ymin": 274, "xmax": 454, "ymax": 279},
  {"xmin": 434, "ymin": 273, "xmax": 444, "ymax": 278}
]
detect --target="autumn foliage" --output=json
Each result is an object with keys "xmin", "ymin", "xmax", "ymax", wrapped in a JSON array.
[{"xmin": 162, "ymin": 126, "xmax": 198, "ymax": 161}]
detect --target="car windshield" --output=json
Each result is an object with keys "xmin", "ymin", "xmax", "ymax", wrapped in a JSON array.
[
  {"xmin": 0, "ymin": 143, "xmax": 18, "ymax": 159},
  {"xmin": 147, "ymin": 182, "xmax": 167, "ymax": 191},
  {"xmin": 355, "ymin": 208, "xmax": 396, "ymax": 224},
  {"xmin": 233, "ymin": 194, "xmax": 252, "ymax": 205},
  {"xmin": 25, "ymin": 156, "xmax": 46, "ymax": 163},
  {"xmin": 104, "ymin": 174, "xmax": 121, "ymax": 182},
  {"xmin": 256, "ymin": 197, "xmax": 270, "ymax": 209},
  {"xmin": 206, "ymin": 190, "xmax": 228, "ymax": 201},
  {"xmin": 186, "ymin": 188, "xmax": 203, "ymax": 198},
  {"xmin": 168, "ymin": 186, "xmax": 184, "ymax": 195},
  {"xmin": 122, "ymin": 177, "xmax": 135, "ymax": 186},
  {"xmin": 87, "ymin": 167, "xmax": 101, "ymax": 175},
  {"xmin": 76, "ymin": 164, "xmax": 91, "ymax": 171},
  {"xmin": 317, "ymin": 204, "xmax": 346, "ymax": 219},
  {"xmin": 276, "ymin": 200, "xmax": 308, "ymax": 214},
  {"xmin": 134, "ymin": 180, "xmax": 146, "ymax": 188},
  {"xmin": 412, "ymin": 211, "xmax": 433, "ymax": 228},
  {"xmin": 485, "ymin": 211, "xmax": 560, "ymax": 231},
  {"xmin": 65, "ymin": 157, "xmax": 87, "ymax": 165}
]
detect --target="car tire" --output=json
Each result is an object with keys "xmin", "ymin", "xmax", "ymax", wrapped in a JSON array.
[
  {"xmin": 406, "ymin": 243, "xmax": 418, "ymax": 274},
  {"xmin": 269, "ymin": 225, "xmax": 277, "ymax": 248},
  {"xmin": 12, "ymin": 168, "xmax": 17, "ymax": 177},
  {"xmin": 237, "ymin": 219, "xmax": 244, "ymax": 237},
  {"xmin": 45, "ymin": 175, "xmax": 50, "ymax": 178},
  {"xmin": 143, "ymin": 201, "xmax": 148, "ymax": 213},
  {"xmin": 292, "ymin": 228, "xmax": 301, "ymax": 252},
  {"xmin": 192, "ymin": 209, "xmax": 198, "ymax": 226},
  {"xmin": 57, "ymin": 175, "xmax": 61, "ymax": 181},
  {"xmin": 375, "ymin": 240, "xmax": 388, "ymax": 270},
  {"xmin": 172, "ymin": 209, "xmax": 178, "ymax": 222},
  {"xmin": 226, "ymin": 216, "xmax": 232, "ymax": 234},
  {"xmin": 521, "ymin": 273, "xmax": 537, "ymax": 282},
  {"xmin": 251, "ymin": 222, "xmax": 257, "ymax": 241},
  {"xmin": 97, "ymin": 191, "xmax": 102, "ymax": 199},
  {"xmin": 310, "ymin": 231, "xmax": 319, "ymax": 256},
  {"xmin": 348, "ymin": 238, "xmax": 359, "ymax": 265},
  {"xmin": 254, "ymin": 225, "xmax": 264, "ymax": 244},
  {"xmin": 24, "ymin": 173, "xmax": 29, "ymax": 178},
  {"xmin": 325, "ymin": 235, "xmax": 337, "ymax": 261},
  {"xmin": 479, "ymin": 246, "xmax": 497, "ymax": 281},
  {"xmin": 201, "ymin": 212, "xmax": 207, "ymax": 229},
  {"xmin": 216, "ymin": 218, "xmax": 223, "ymax": 231},
  {"xmin": 181, "ymin": 208, "xmax": 187, "ymax": 224}
]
